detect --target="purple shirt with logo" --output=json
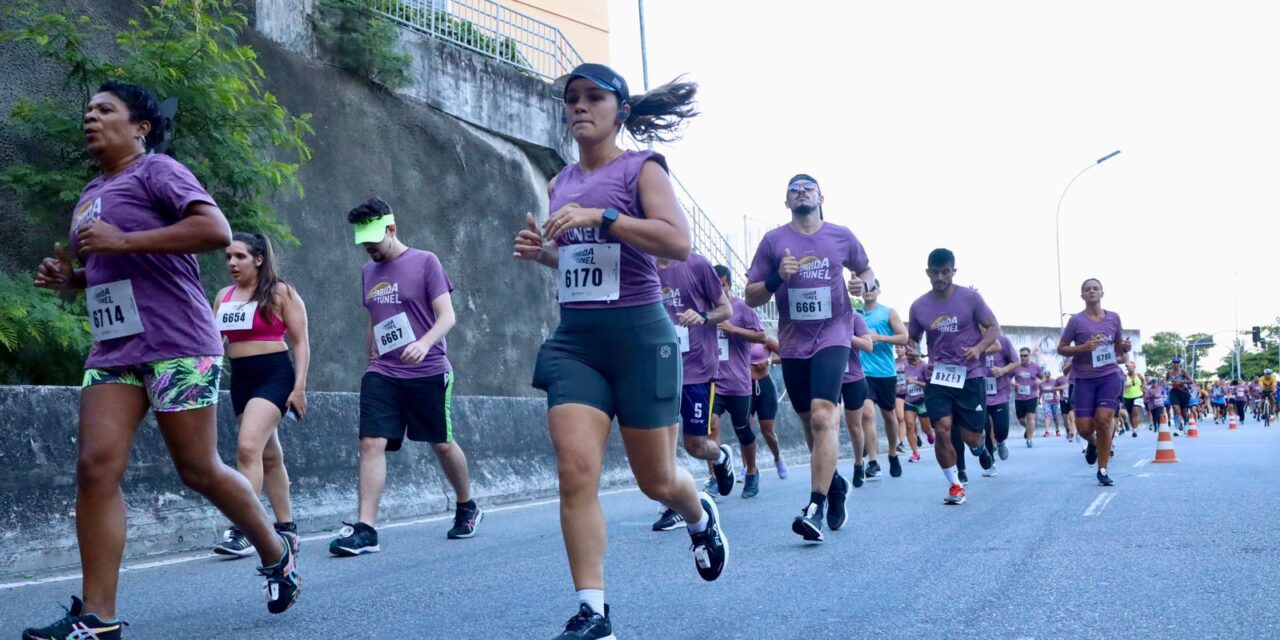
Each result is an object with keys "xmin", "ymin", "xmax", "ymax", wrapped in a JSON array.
[
  {"xmin": 984, "ymin": 335, "xmax": 1018, "ymax": 406},
  {"xmin": 1061, "ymin": 310, "xmax": 1124, "ymax": 381},
  {"xmin": 907, "ymin": 286, "xmax": 997, "ymax": 379},
  {"xmin": 903, "ymin": 360, "xmax": 929, "ymax": 402},
  {"xmin": 70, "ymin": 154, "xmax": 224, "ymax": 368},
  {"xmin": 363, "ymin": 248, "xmax": 453, "ymax": 379},
  {"xmin": 550, "ymin": 150, "xmax": 667, "ymax": 310},
  {"xmin": 658, "ymin": 254, "xmax": 723, "ymax": 386},
  {"xmin": 746, "ymin": 222, "xmax": 870, "ymax": 359},
  {"xmin": 843, "ymin": 313, "xmax": 872, "ymax": 384},
  {"xmin": 715, "ymin": 297, "xmax": 764, "ymax": 396},
  {"xmin": 1013, "ymin": 363, "xmax": 1043, "ymax": 400}
]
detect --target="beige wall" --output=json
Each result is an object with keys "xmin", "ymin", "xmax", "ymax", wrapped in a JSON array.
[{"xmin": 502, "ymin": 0, "xmax": 610, "ymax": 65}]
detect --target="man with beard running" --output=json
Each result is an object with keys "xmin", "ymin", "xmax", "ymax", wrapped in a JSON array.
[{"xmin": 1012, "ymin": 348, "xmax": 1044, "ymax": 447}]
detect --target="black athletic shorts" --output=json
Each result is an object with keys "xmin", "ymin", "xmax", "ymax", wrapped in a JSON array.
[
  {"xmin": 1169, "ymin": 388, "xmax": 1191, "ymax": 410},
  {"xmin": 1059, "ymin": 398, "xmax": 1073, "ymax": 415},
  {"xmin": 751, "ymin": 375, "xmax": 778, "ymax": 421},
  {"xmin": 714, "ymin": 393, "xmax": 752, "ymax": 427},
  {"xmin": 1123, "ymin": 397, "xmax": 1138, "ymax": 412},
  {"xmin": 680, "ymin": 382, "xmax": 715, "ymax": 437},
  {"xmin": 924, "ymin": 377, "xmax": 987, "ymax": 434},
  {"xmin": 229, "ymin": 351, "xmax": 294, "ymax": 417},
  {"xmin": 1015, "ymin": 398, "xmax": 1038, "ymax": 419},
  {"xmin": 360, "ymin": 371, "xmax": 454, "ymax": 451},
  {"xmin": 781, "ymin": 346, "xmax": 850, "ymax": 413},
  {"xmin": 841, "ymin": 378, "xmax": 869, "ymax": 410},
  {"xmin": 865, "ymin": 376, "xmax": 897, "ymax": 412}
]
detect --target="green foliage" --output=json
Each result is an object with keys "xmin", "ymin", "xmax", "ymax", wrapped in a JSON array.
[
  {"xmin": 0, "ymin": 272, "xmax": 92, "ymax": 385},
  {"xmin": 1216, "ymin": 331, "xmax": 1280, "ymax": 380},
  {"xmin": 311, "ymin": 0, "xmax": 413, "ymax": 90},
  {"xmin": 1141, "ymin": 331, "xmax": 1184, "ymax": 378},
  {"xmin": 364, "ymin": 0, "xmax": 532, "ymax": 74}
]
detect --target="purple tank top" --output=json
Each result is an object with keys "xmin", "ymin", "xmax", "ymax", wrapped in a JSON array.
[{"xmin": 549, "ymin": 150, "xmax": 667, "ymax": 309}]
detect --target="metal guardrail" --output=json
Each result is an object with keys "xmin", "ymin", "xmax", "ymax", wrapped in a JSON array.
[{"xmin": 371, "ymin": 0, "xmax": 584, "ymax": 80}]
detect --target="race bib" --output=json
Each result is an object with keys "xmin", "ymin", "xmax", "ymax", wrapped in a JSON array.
[
  {"xmin": 215, "ymin": 301, "xmax": 258, "ymax": 332},
  {"xmin": 717, "ymin": 331, "xmax": 729, "ymax": 362},
  {"xmin": 1237, "ymin": 389, "xmax": 1247, "ymax": 398},
  {"xmin": 896, "ymin": 373, "xmax": 906, "ymax": 387},
  {"xmin": 907, "ymin": 383, "xmax": 924, "ymax": 397},
  {"xmin": 374, "ymin": 312, "xmax": 416, "ymax": 356},
  {"xmin": 87, "ymin": 280, "xmax": 144, "ymax": 342},
  {"xmin": 1042, "ymin": 392, "xmax": 1056, "ymax": 403},
  {"xmin": 1018, "ymin": 384, "xmax": 1032, "ymax": 396},
  {"xmin": 931, "ymin": 363, "xmax": 966, "ymax": 389},
  {"xmin": 1092, "ymin": 343, "xmax": 1116, "ymax": 368},
  {"xmin": 788, "ymin": 287, "xmax": 832, "ymax": 321},
  {"xmin": 557, "ymin": 243, "xmax": 621, "ymax": 303},
  {"xmin": 985, "ymin": 377, "xmax": 997, "ymax": 396},
  {"xmin": 675, "ymin": 325, "xmax": 690, "ymax": 354}
]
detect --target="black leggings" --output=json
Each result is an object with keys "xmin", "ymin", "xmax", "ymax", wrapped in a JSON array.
[
  {"xmin": 952, "ymin": 418, "xmax": 966, "ymax": 472},
  {"xmin": 986, "ymin": 403, "xmax": 1010, "ymax": 451}
]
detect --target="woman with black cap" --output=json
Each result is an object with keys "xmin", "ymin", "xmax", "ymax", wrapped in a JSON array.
[{"xmin": 513, "ymin": 63, "xmax": 725, "ymax": 640}]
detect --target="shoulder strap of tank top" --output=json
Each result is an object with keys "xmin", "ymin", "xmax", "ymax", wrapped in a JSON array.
[{"xmin": 222, "ymin": 287, "xmax": 235, "ymax": 303}]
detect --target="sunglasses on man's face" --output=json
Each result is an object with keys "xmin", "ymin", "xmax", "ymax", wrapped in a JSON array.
[{"xmin": 788, "ymin": 182, "xmax": 818, "ymax": 193}]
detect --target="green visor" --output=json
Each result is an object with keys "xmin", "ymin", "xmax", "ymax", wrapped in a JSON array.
[{"xmin": 353, "ymin": 214, "xmax": 394, "ymax": 245}]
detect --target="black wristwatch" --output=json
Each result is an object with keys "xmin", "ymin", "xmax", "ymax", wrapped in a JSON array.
[
  {"xmin": 600, "ymin": 207, "xmax": 619, "ymax": 234},
  {"xmin": 698, "ymin": 310, "xmax": 709, "ymax": 323}
]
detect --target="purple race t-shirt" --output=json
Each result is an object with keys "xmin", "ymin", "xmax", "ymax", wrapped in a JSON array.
[
  {"xmin": 1061, "ymin": 310, "xmax": 1124, "ymax": 380},
  {"xmin": 362, "ymin": 248, "xmax": 453, "ymax": 379},
  {"xmin": 907, "ymin": 286, "xmax": 997, "ymax": 379},
  {"xmin": 843, "ymin": 313, "xmax": 871, "ymax": 384},
  {"xmin": 1013, "ymin": 363, "xmax": 1043, "ymax": 400},
  {"xmin": 1039, "ymin": 380, "xmax": 1060, "ymax": 404},
  {"xmin": 70, "ymin": 154, "xmax": 224, "ymax": 369},
  {"xmin": 746, "ymin": 222, "xmax": 870, "ymax": 359},
  {"xmin": 903, "ymin": 360, "xmax": 928, "ymax": 402},
  {"xmin": 658, "ymin": 254, "xmax": 723, "ymax": 385},
  {"xmin": 715, "ymin": 297, "xmax": 764, "ymax": 397},
  {"xmin": 550, "ymin": 150, "xmax": 667, "ymax": 310},
  {"xmin": 984, "ymin": 335, "xmax": 1018, "ymax": 406}
]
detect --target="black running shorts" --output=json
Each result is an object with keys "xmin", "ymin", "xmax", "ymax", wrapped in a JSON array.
[
  {"xmin": 924, "ymin": 377, "xmax": 987, "ymax": 434},
  {"xmin": 360, "ymin": 371, "xmax": 453, "ymax": 451},
  {"xmin": 780, "ymin": 346, "xmax": 850, "ymax": 413}
]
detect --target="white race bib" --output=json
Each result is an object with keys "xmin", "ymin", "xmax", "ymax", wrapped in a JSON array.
[
  {"xmin": 985, "ymin": 377, "xmax": 997, "ymax": 396},
  {"xmin": 1237, "ymin": 388, "xmax": 1247, "ymax": 398},
  {"xmin": 1092, "ymin": 343, "xmax": 1116, "ymax": 368},
  {"xmin": 215, "ymin": 301, "xmax": 258, "ymax": 332},
  {"xmin": 717, "ymin": 332, "xmax": 729, "ymax": 362},
  {"xmin": 931, "ymin": 363, "xmax": 966, "ymax": 389},
  {"xmin": 896, "ymin": 373, "xmax": 906, "ymax": 387},
  {"xmin": 557, "ymin": 243, "xmax": 621, "ymax": 303},
  {"xmin": 675, "ymin": 325, "xmax": 690, "ymax": 354},
  {"xmin": 374, "ymin": 312, "xmax": 416, "ymax": 356},
  {"xmin": 1042, "ymin": 392, "xmax": 1056, "ymax": 403},
  {"xmin": 906, "ymin": 383, "xmax": 924, "ymax": 397},
  {"xmin": 87, "ymin": 280, "xmax": 144, "ymax": 342},
  {"xmin": 787, "ymin": 287, "xmax": 832, "ymax": 321},
  {"xmin": 1018, "ymin": 384, "xmax": 1032, "ymax": 396}
]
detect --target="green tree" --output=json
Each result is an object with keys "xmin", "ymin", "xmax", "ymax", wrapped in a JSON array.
[
  {"xmin": 311, "ymin": 0, "xmax": 413, "ymax": 90},
  {"xmin": 1216, "ymin": 329, "xmax": 1280, "ymax": 380},
  {"xmin": 1141, "ymin": 331, "xmax": 1184, "ymax": 378}
]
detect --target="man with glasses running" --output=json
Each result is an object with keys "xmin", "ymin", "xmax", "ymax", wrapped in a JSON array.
[{"xmin": 1012, "ymin": 348, "xmax": 1043, "ymax": 447}]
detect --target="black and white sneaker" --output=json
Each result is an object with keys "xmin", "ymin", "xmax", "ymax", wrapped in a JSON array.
[
  {"xmin": 259, "ymin": 533, "xmax": 301, "ymax": 614},
  {"xmin": 274, "ymin": 522, "xmax": 300, "ymax": 555},
  {"xmin": 652, "ymin": 508, "xmax": 684, "ymax": 531},
  {"xmin": 689, "ymin": 492, "xmax": 727, "ymax": 581},
  {"xmin": 888, "ymin": 455, "xmax": 903, "ymax": 478},
  {"xmin": 712, "ymin": 444, "xmax": 736, "ymax": 496},
  {"xmin": 895, "ymin": 442, "xmax": 909, "ymax": 454},
  {"xmin": 22, "ymin": 596, "xmax": 125, "ymax": 640},
  {"xmin": 447, "ymin": 501, "xmax": 483, "ymax": 539},
  {"xmin": 791, "ymin": 502, "xmax": 824, "ymax": 542},
  {"xmin": 958, "ymin": 469, "xmax": 969, "ymax": 486},
  {"xmin": 852, "ymin": 464, "xmax": 865, "ymax": 488},
  {"xmin": 977, "ymin": 448, "xmax": 995, "ymax": 471},
  {"xmin": 741, "ymin": 473, "xmax": 760, "ymax": 499},
  {"xmin": 865, "ymin": 460, "xmax": 882, "ymax": 479},
  {"xmin": 1097, "ymin": 470, "xmax": 1115, "ymax": 487},
  {"xmin": 1085, "ymin": 441, "xmax": 1098, "ymax": 465},
  {"xmin": 827, "ymin": 474, "xmax": 849, "ymax": 531},
  {"xmin": 553, "ymin": 603, "xmax": 615, "ymax": 640},
  {"xmin": 213, "ymin": 526, "xmax": 254, "ymax": 557},
  {"xmin": 329, "ymin": 521, "xmax": 380, "ymax": 557}
]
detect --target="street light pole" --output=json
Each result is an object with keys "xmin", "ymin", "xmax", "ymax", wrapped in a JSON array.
[{"xmin": 1055, "ymin": 150, "xmax": 1121, "ymax": 330}]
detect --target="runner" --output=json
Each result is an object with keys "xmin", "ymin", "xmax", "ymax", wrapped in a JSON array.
[
  {"xmin": 1231, "ymin": 378, "xmax": 1248, "ymax": 424},
  {"xmin": 1058, "ymin": 278, "xmax": 1129, "ymax": 486},
  {"xmin": 654, "ymin": 253, "xmax": 734, "ymax": 527},
  {"xmin": 1055, "ymin": 366, "xmax": 1076, "ymax": 440},
  {"xmin": 1188, "ymin": 381, "xmax": 1203, "ymax": 422},
  {"xmin": 750, "ymin": 340, "xmax": 786, "ymax": 477},
  {"xmin": 982, "ymin": 334, "xmax": 1019, "ymax": 474},
  {"xmin": 901, "ymin": 350, "xmax": 933, "ymax": 463},
  {"xmin": 1121, "ymin": 362, "xmax": 1144, "ymax": 436},
  {"xmin": 1040, "ymin": 371, "xmax": 1064, "ymax": 438},
  {"xmin": 1012, "ymin": 347, "xmax": 1044, "ymax": 447},
  {"xmin": 26, "ymin": 81, "xmax": 298, "ymax": 639},
  {"xmin": 333, "ymin": 197, "xmax": 482, "ymax": 558},
  {"xmin": 745, "ymin": 172, "xmax": 875, "ymax": 541},
  {"xmin": 857, "ymin": 281, "xmax": 909, "ymax": 480},
  {"xmin": 906, "ymin": 248, "xmax": 1000, "ymax": 505},
  {"xmin": 1145, "ymin": 378, "xmax": 1167, "ymax": 431},
  {"xmin": 1165, "ymin": 358, "xmax": 1193, "ymax": 433},
  {"xmin": 211, "ymin": 232, "xmax": 310, "ymax": 557},
  {"xmin": 1210, "ymin": 379, "xmax": 1227, "ymax": 424},
  {"xmin": 709, "ymin": 264, "xmax": 767, "ymax": 499},
  {"xmin": 513, "ymin": 64, "xmax": 725, "ymax": 638},
  {"xmin": 840, "ymin": 307, "xmax": 875, "ymax": 501},
  {"xmin": 894, "ymin": 345, "xmax": 912, "ymax": 455}
]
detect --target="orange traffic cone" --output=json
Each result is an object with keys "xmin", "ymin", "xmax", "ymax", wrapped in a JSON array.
[
  {"xmin": 1229, "ymin": 413, "xmax": 1239, "ymax": 430},
  {"xmin": 1187, "ymin": 415, "xmax": 1199, "ymax": 438},
  {"xmin": 1153, "ymin": 420, "xmax": 1180, "ymax": 463}
]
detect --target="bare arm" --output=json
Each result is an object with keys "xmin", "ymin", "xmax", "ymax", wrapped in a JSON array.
[
  {"xmin": 851, "ymin": 333, "xmax": 874, "ymax": 353},
  {"xmin": 79, "ymin": 202, "xmax": 231, "ymax": 255},
  {"xmin": 280, "ymin": 285, "xmax": 310, "ymax": 394},
  {"xmin": 707, "ymin": 292, "xmax": 732, "ymax": 325},
  {"xmin": 720, "ymin": 322, "xmax": 767, "ymax": 344},
  {"xmin": 744, "ymin": 281, "xmax": 773, "ymax": 308},
  {"xmin": 871, "ymin": 308, "xmax": 909, "ymax": 346}
]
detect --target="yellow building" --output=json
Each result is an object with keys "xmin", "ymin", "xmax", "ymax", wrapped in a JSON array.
[{"xmin": 502, "ymin": 0, "xmax": 610, "ymax": 65}]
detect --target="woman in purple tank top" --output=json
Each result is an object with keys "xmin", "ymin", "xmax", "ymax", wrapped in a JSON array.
[{"xmin": 512, "ymin": 64, "xmax": 727, "ymax": 639}]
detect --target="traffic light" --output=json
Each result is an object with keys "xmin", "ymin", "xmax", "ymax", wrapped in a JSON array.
[{"xmin": 1253, "ymin": 326, "xmax": 1263, "ymax": 345}]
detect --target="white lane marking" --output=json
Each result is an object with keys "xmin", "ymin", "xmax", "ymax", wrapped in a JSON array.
[
  {"xmin": 1082, "ymin": 492, "xmax": 1118, "ymax": 517},
  {"xmin": 1134, "ymin": 458, "xmax": 1148, "ymax": 468},
  {"xmin": 1136, "ymin": 473, "xmax": 1152, "ymax": 478}
]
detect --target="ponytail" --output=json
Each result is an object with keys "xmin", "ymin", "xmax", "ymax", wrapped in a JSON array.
[
  {"xmin": 231, "ymin": 231, "xmax": 289, "ymax": 322},
  {"xmin": 623, "ymin": 76, "xmax": 699, "ymax": 144}
]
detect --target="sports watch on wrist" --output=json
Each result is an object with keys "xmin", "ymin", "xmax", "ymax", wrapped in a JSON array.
[{"xmin": 600, "ymin": 207, "xmax": 620, "ymax": 234}]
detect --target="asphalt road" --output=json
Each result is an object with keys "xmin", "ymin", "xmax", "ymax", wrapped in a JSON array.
[{"xmin": 5, "ymin": 419, "xmax": 1278, "ymax": 639}]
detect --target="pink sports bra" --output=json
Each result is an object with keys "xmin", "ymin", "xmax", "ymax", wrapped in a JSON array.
[{"xmin": 220, "ymin": 288, "xmax": 287, "ymax": 343}]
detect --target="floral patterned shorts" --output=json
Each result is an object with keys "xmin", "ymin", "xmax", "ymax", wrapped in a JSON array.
[{"xmin": 82, "ymin": 355, "xmax": 222, "ymax": 413}]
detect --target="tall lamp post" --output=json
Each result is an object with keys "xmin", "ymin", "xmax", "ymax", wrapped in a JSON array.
[{"xmin": 1056, "ymin": 150, "xmax": 1121, "ymax": 330}]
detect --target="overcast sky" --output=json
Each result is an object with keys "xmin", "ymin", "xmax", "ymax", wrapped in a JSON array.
[{"xmin": 603, "ymin": 0, "xmax": 1278, "ymax": 370}]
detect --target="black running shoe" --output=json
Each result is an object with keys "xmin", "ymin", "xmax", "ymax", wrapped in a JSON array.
[
  {"xmin": 652, "ymin": 508, "xmax": 684, "ymax": 531},
  {"xmin": 741, "ymin": 473, "xmax": 760, "ymax": 499},
  {"xmin": 958, "ymin": 469, "xmax": 969, "ymax": 485},
  {"xmin": 448, "ymin": 501, "xmax": 484, "ymax": 539},
  {"xmin": 329, "ymin": 521, "xmax": 380, "ymax": 557},
  {"xmin": 213, "ymin": 526, "xmax": 254, "ymax": 558},
  {"xmin": 791, "ymin": 502, "xmax": 824, "ymax": 542},
  {"xmin": 712, "ymin": 444, "xmax": 736, "ymax": 496},
  {"xmin": 888, "ymin": 455, "xmax": 902, "ymax": 478},
  {"xmin": 866, "ymin": 460, "xmax": 882, "ymax": 479},
  {"xmin": 689, "ymin": 493, "xmax": 728, "ymax": 581},
  {"xmin": 553, "ymin": 603, "xmax": 615, "ymax": 640},
  {"xmin": 274, "ymin": 522, "xmax": 300, "ymax": 555},
  {"xmin": 1085, "ymin": 441, "xmax": 1098, "ymax": 465},
  {"xmin": 852, "ymin": 464, "xmax": 865, "ymax": 488},
  {"xmin": 978, "ymin": 449, "xmax": 994, "ymax": 471},
  {"xmin": 827, "ymin": 474, "xmax": 849, "ymax": 531},
  {"xmin": 259, "ymin": 533, "xmax": 301, "ymax": 614},
  {"xmin": 1097, "ymin": 470, "xmax": 1115, "ymax": 487},
  {"xmin": 22, "ymin": 597, "xmax": 125, "ymax": 640}
]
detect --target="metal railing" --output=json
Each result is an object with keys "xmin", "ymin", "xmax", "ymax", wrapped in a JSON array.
[{"xmin": 371, "ymin": 0, "xmax": 584, "ymax": 80}]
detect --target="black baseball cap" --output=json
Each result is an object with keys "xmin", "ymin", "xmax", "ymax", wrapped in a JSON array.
[
  {"xmin": 556, "ymin": 63, "xmax": 630, "ymax": 104},
  {"xmin": 788, "ymin": 173, "xmax": 819, "ymax": 188}
]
